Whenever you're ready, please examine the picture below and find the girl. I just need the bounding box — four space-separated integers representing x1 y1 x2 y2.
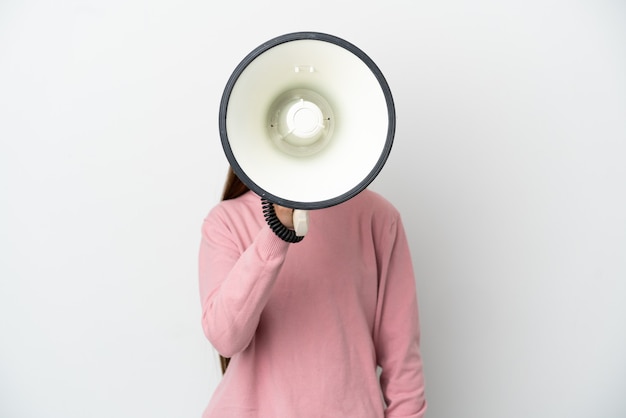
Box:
198 168 427 418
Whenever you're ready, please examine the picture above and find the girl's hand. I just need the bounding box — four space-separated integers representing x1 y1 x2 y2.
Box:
273 205 294 229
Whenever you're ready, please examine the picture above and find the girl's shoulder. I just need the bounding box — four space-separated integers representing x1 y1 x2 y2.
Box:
349 188 401 217
205 190 260 224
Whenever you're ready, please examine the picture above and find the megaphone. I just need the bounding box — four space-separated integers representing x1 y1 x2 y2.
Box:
219 32 395 241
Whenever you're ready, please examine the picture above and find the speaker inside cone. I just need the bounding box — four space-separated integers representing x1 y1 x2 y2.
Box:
267 88 334 157
220 32 395 209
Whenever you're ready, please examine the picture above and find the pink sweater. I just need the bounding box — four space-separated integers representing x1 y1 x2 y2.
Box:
198 189 426 418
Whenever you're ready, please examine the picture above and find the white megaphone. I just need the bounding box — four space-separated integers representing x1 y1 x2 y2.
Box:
219 32 395 242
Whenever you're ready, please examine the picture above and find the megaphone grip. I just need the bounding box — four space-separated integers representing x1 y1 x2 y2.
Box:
261 198 305 243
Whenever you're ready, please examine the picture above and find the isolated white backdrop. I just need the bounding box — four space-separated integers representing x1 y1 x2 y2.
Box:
1 1 625 417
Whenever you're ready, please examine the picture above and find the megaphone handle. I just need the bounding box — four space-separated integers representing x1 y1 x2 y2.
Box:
293 209 309 237
261 198 305 243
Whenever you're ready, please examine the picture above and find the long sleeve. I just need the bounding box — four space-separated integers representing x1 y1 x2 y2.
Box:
373 216 427 418
198 201 290 357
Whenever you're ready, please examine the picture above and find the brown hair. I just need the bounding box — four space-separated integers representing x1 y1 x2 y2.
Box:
221 167 250 201
218 167 250 374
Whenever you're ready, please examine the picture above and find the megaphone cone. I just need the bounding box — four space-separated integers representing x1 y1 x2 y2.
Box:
219 32 395 211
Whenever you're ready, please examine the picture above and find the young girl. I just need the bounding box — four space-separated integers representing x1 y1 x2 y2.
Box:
198 168 427 418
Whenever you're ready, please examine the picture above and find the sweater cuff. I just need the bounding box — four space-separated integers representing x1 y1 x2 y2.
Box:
257 225 291 260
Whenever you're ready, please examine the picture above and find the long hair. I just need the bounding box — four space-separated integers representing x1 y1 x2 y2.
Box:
221 167 250 201
218 167 250 374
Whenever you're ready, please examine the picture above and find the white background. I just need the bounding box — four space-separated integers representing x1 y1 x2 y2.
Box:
1 1 625 417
